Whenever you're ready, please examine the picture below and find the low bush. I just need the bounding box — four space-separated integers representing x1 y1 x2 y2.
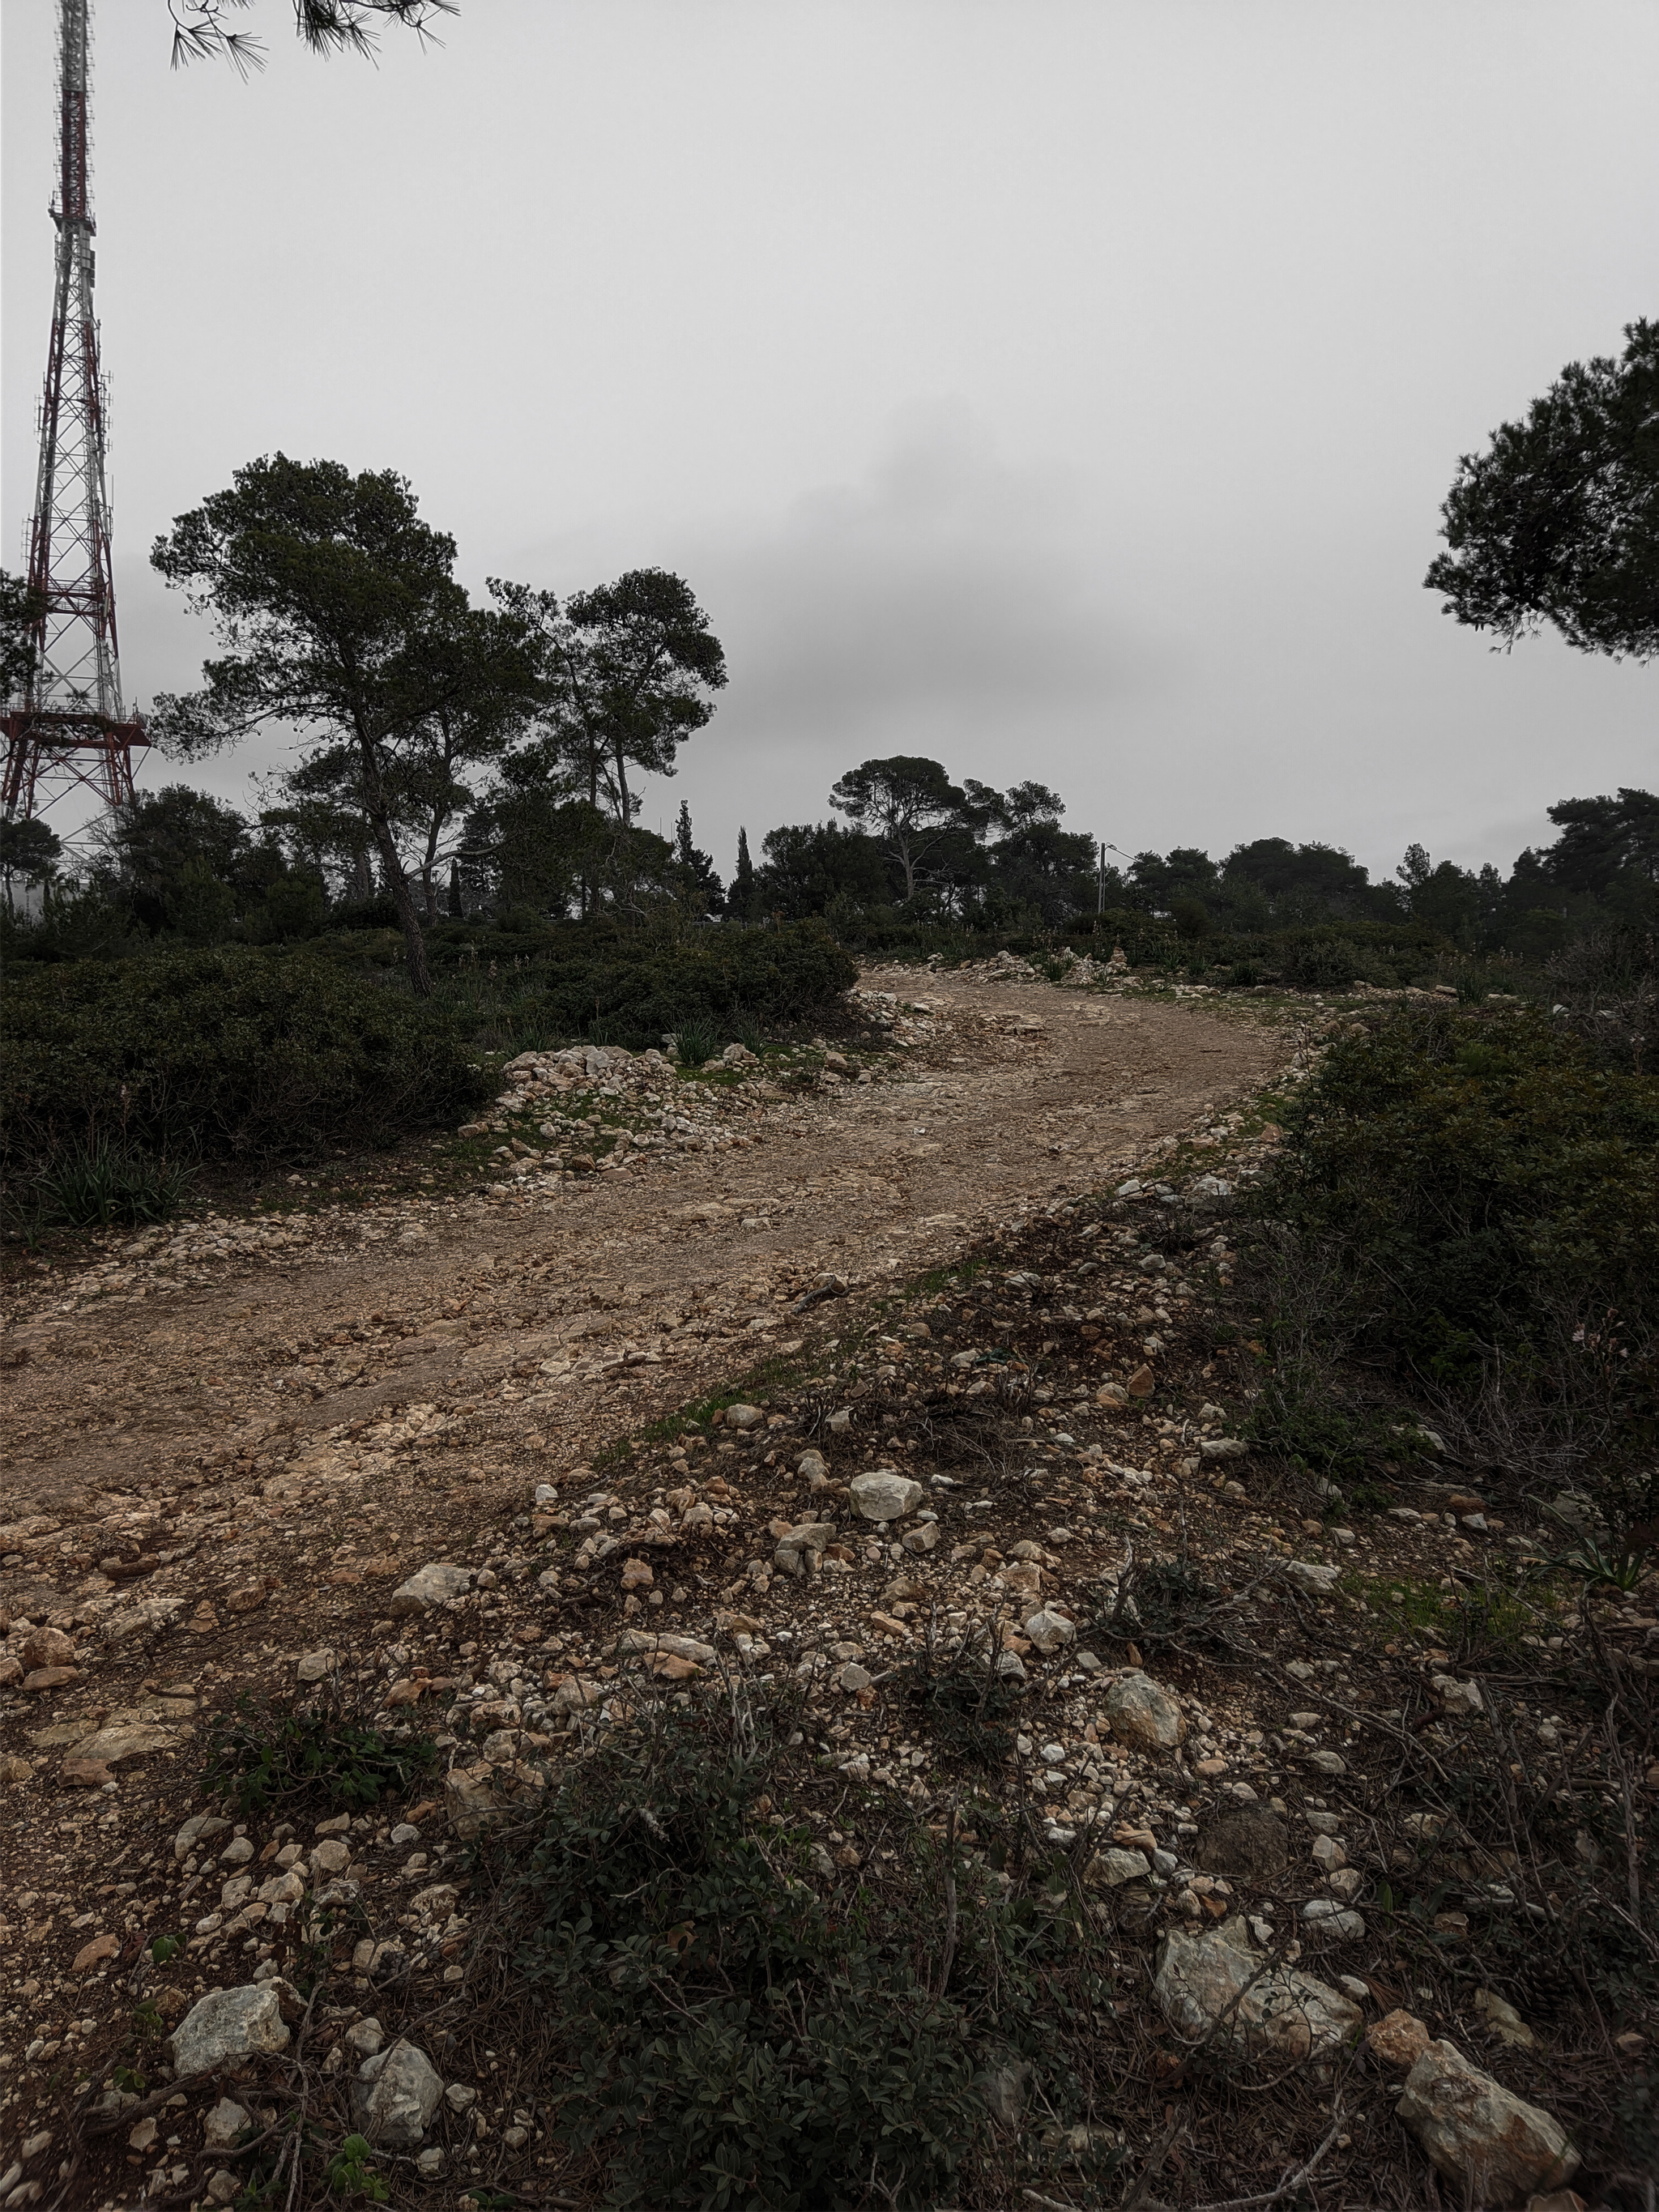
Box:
521 919 857 1042
0 945 495 1170
201 1690 438 1817
1255 1005 1659 1507
491 1692 1121 2211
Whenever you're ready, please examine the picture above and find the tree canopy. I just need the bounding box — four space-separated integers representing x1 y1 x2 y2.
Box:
1425 318 1659 662
168 1 455 72
828 757 974 903
150 453 539 992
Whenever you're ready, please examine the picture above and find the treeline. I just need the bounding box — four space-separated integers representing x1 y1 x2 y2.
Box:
4 757 1653 977
0 448 1652 978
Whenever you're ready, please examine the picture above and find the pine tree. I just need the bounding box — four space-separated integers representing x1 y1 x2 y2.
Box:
447 858 464 918
732 825 756 921
672 800 724 914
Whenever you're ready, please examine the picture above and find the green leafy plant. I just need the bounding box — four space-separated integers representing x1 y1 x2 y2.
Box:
148 1933 182 1965
1546 1521 1657 1595
325 2134 388 2204
34 1137 196 1227
671 1012 720 1066
491 1691 1115 2210
202 1692 437 1817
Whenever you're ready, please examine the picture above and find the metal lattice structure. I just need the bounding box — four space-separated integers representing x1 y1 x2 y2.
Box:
2 0 147 822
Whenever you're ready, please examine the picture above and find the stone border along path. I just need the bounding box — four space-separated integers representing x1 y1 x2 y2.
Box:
0 965 1303 2194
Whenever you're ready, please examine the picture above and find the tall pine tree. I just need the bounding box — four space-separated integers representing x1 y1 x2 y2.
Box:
673 800 725 914
731 825 757 920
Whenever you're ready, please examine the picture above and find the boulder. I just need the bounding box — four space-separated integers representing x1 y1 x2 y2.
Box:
1154 1916 1361 2061
723 1402 765 1430
1083 1848 1150 1889
1473 1987 1537 2050
1023 1608 1077 1654
1102 1669 1186 1751
170 1985 291 2076
202 2099 249 2150
352 2039 443 2147
1432 1673 1485 1718
774 1522 838 1576
100 1596 186 1647
1367 2010 1431 2069
67 1722 177 1767
1284 1559 1340 1596
1397 2041 1578 2201
850 1472 923 1523
388 1562 471 1616
19 1626 75 1669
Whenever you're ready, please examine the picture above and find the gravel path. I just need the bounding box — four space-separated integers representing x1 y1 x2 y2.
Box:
1 970 1281 1536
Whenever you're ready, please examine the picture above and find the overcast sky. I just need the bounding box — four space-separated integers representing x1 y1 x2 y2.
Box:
4 0 1655 882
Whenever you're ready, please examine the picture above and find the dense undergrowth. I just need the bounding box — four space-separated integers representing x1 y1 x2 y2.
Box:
0 923 858 1208
1243 1003 1659 1530
0 946 494 1179
484 1686 1122 2212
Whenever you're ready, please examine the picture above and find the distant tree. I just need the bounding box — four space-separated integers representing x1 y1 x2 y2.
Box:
1541 788 1659 900
490 571 725 831
83 782 326 942
266 598 531 921
0 570 44 705
729 825 759 920
1129 846 1219 914
829 757 973 904
673 800 724 915
971 781 1096 922
1426 318 1659 661
0 815 62 883
755 820 889 919
168 1 454 72
446 857 464 918
151 454 540 994
1397 842 1433 899
1222 837 1383 922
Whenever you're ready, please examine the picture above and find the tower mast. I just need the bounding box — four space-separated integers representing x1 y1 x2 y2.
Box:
2 0 147 821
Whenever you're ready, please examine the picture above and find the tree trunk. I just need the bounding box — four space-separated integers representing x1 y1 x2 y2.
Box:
368 809 433 995
354 731 432 995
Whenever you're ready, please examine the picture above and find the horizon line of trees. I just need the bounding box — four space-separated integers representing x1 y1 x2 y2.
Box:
3 295 1655 974
3 756 1653 966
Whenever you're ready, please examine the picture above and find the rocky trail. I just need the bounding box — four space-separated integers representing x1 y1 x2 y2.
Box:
0 967 1640 2210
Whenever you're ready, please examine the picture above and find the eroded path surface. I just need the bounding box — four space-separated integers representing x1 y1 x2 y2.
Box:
2 974 1279 1549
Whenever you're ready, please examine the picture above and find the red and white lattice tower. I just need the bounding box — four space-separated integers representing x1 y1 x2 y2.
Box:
2 0 147 821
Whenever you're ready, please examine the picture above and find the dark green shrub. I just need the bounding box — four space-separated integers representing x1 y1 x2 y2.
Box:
1257 1007 1659 1473
1279 931 1362 990
202 1691 438 1817
505 1706 985 2209
522 919 855 1038
900 1646 1021 1768
1 946 494 1169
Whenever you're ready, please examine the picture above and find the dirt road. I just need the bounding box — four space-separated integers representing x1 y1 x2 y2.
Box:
0 978 1282 1566
2 972 1281 1559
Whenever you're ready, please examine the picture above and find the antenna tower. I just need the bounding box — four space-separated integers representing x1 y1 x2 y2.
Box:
2 0 147 821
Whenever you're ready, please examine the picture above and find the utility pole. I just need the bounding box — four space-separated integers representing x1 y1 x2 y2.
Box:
1097 839 1128 916
2 0 147 823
